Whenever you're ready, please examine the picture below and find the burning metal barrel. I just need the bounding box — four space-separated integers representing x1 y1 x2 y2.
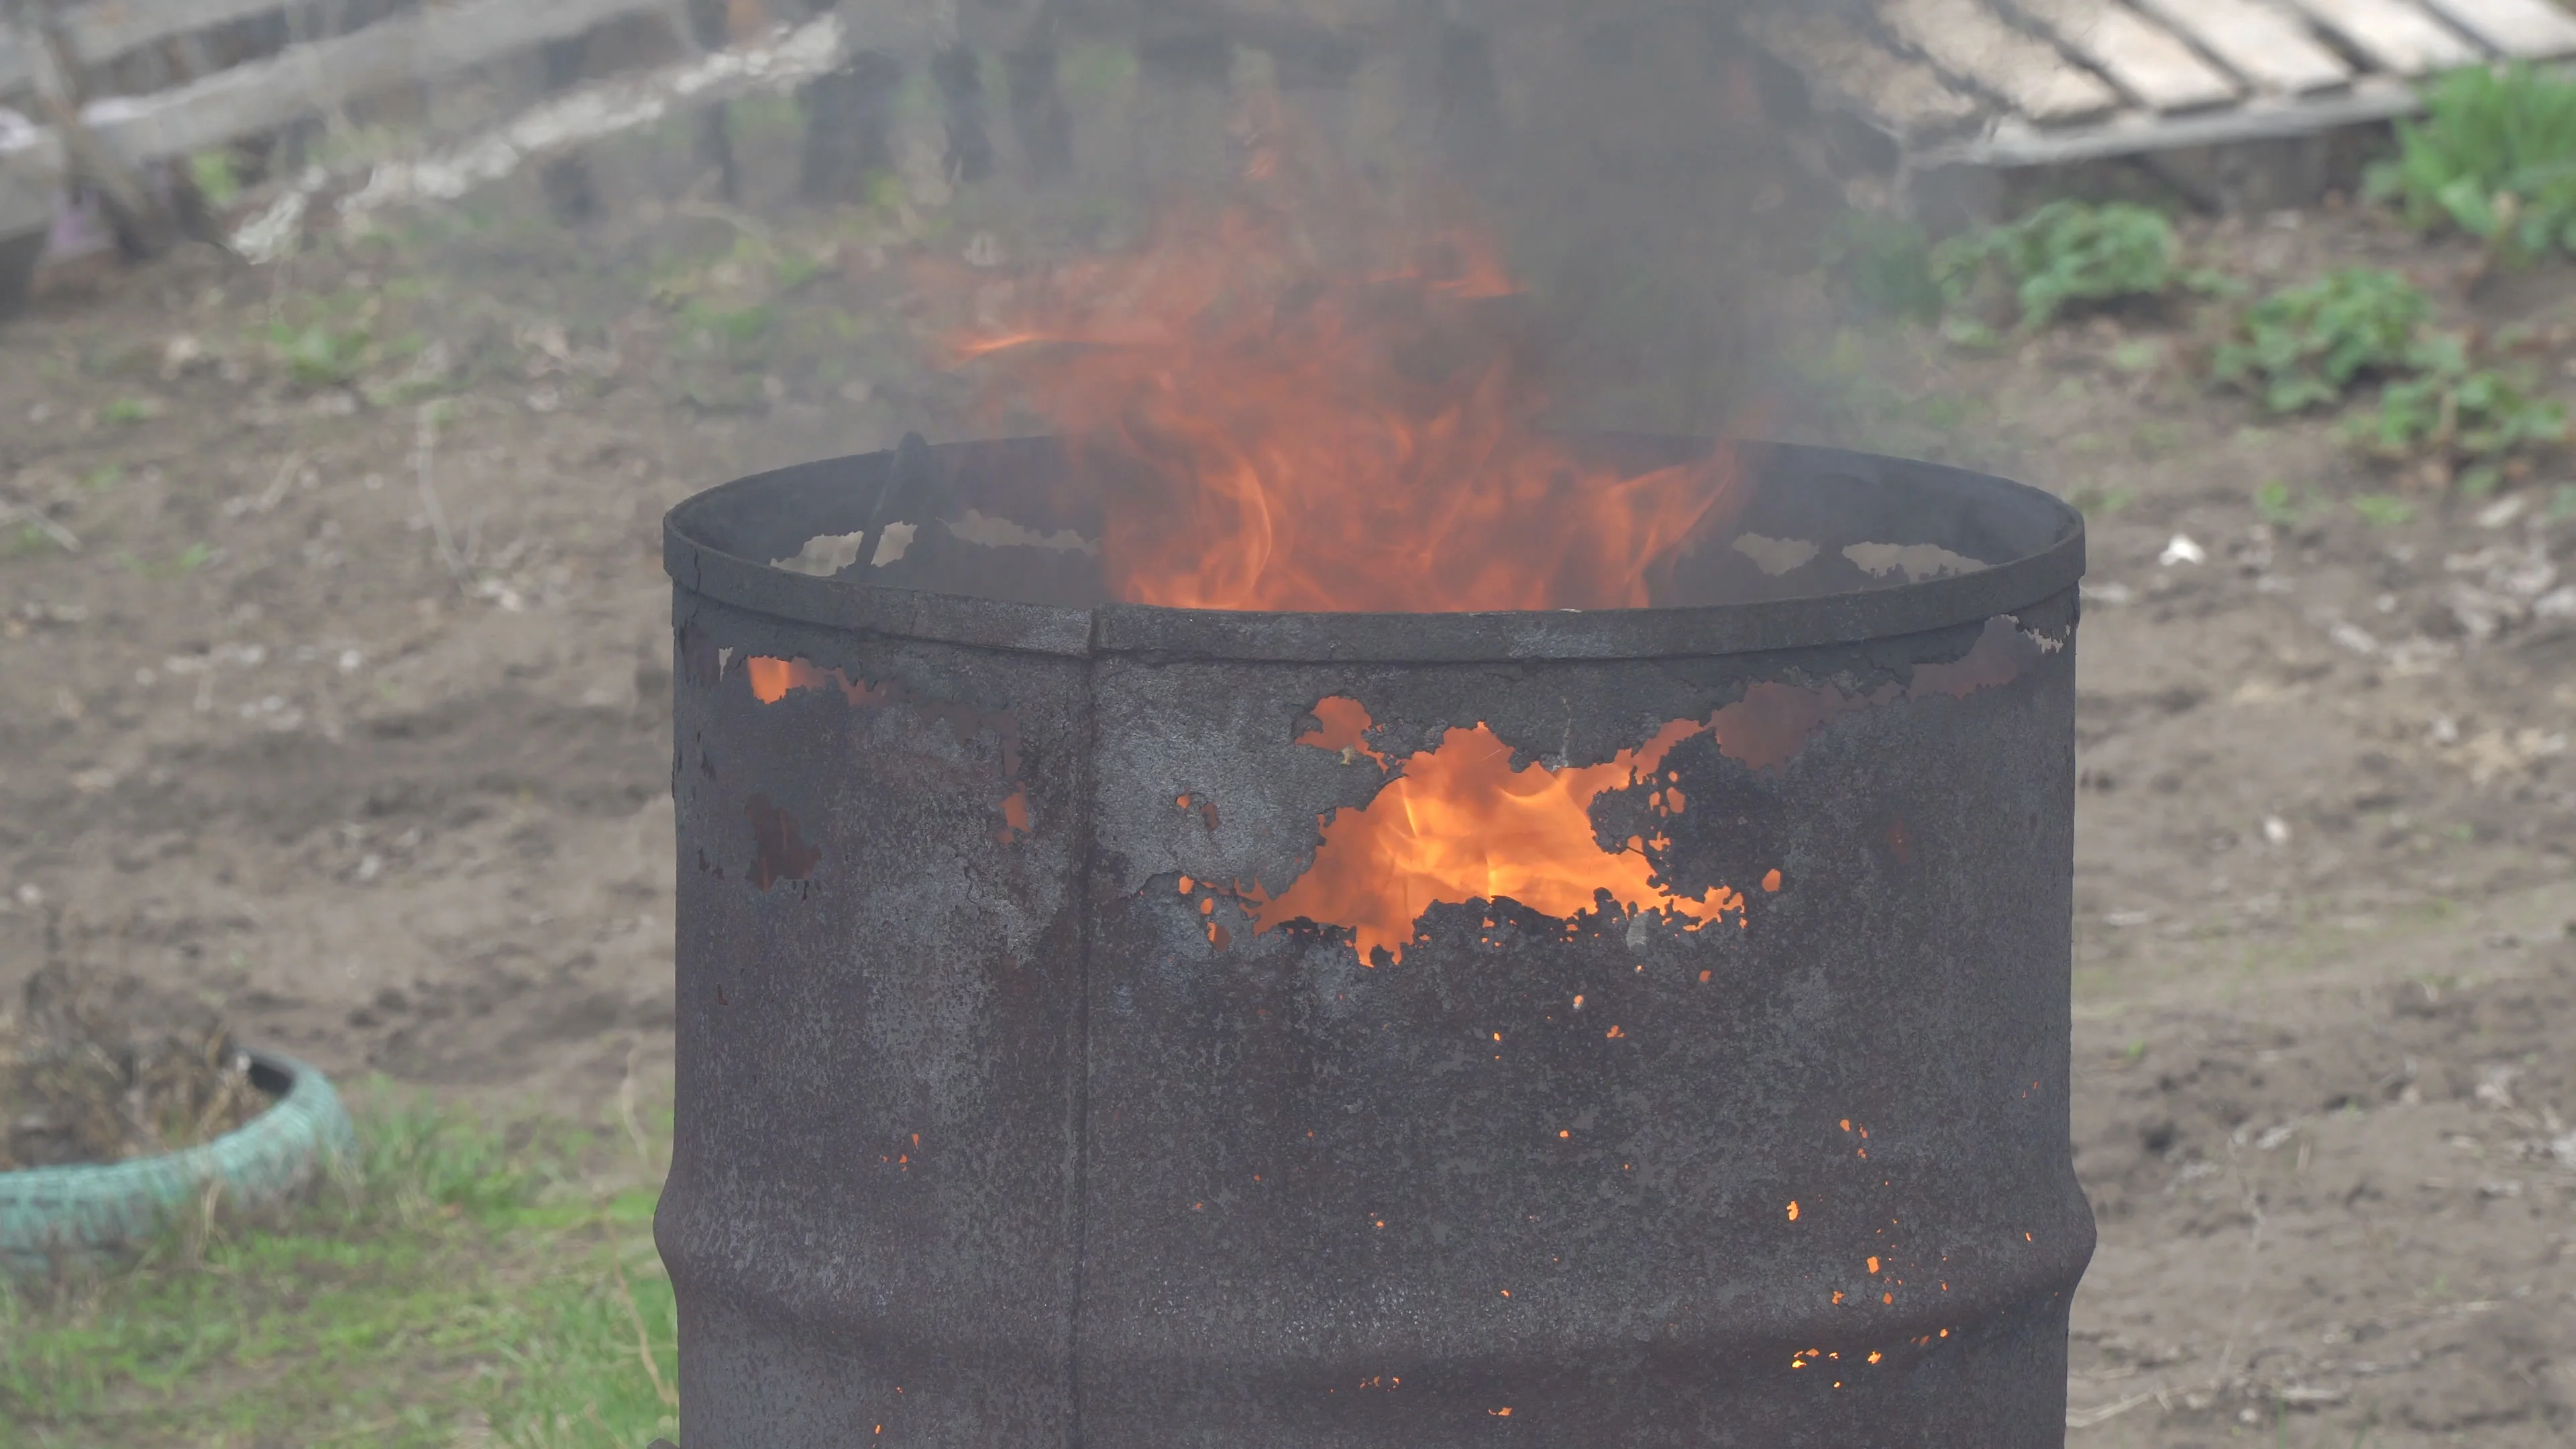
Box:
659 433 2090 1446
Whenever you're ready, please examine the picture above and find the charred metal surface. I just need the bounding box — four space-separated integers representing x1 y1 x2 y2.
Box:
660 439 2091 1447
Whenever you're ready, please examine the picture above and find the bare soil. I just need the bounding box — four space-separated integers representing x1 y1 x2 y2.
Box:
1 164 2571 1441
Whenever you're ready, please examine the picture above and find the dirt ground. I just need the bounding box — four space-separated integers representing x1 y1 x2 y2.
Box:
1 137 2573 1444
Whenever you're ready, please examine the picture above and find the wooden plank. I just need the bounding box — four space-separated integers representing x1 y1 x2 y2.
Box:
2006 0 2241 111
2131 0 2355 93
2418 0 2576 57
1748 11 1988 142
1880 0 2124 123
1917 73 2422 166
2280 0 2483 72
57 0 291 69
228 13 846 258
76 0 674 165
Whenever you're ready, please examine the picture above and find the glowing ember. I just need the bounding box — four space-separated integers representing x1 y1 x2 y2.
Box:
947 199 1748 612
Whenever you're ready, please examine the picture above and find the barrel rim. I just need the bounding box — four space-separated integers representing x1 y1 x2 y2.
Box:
661 437 2086 663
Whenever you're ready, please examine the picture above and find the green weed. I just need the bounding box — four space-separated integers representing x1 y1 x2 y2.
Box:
686 301 777 347
2212 268 2432 412
2352 494 2417 527
2068 484 2135 515
1931 201 2222 333
1 523 64 559
118 542 214 578
186 152 241 211
2552 482 2576 519
2351 337 2566 494
2255 480 2318 527
97 398 159 425
78 464 123 490
266 319 374 387
2369 62 2576 261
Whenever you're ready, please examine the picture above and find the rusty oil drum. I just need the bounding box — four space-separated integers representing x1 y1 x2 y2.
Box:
658 436 2092 1446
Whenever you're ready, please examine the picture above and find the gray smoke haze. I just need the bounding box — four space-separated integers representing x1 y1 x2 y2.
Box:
859 0 1852 443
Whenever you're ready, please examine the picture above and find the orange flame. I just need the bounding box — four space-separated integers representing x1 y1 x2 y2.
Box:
949 203 1747 612
1236 623 2037 964
1251 704 1743 964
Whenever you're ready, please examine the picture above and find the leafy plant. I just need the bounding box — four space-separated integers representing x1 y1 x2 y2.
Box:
2254 480 2318 527
2212 268 2432 411
267 319 373 386
99 397 160 424
2369 63 2576 260
2352 494 2417 527
2351 335 2567 494
1821 211 1941 321
1931 201 2215 333
187 150 241 210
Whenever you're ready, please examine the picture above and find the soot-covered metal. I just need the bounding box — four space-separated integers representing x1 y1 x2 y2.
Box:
659 435 2092 1447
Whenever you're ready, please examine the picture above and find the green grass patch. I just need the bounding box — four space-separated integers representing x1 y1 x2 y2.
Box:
2351 494 2417 527
0 1090 676 1448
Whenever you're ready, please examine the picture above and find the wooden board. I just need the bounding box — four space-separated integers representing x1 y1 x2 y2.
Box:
1750 12 1987 142
2282 0 2483 70
78 0 674 165
1881 0 2122 123
2131 0 2356 93
1920 76 2420 166
2418 0 2576 56
57 0 294 69
2006 0 2241 111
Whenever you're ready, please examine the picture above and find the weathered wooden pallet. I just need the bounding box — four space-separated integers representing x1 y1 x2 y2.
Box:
1752 0 2576 217
0 0 698 180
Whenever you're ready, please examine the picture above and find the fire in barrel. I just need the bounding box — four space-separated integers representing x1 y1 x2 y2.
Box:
657 204 2091 1446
